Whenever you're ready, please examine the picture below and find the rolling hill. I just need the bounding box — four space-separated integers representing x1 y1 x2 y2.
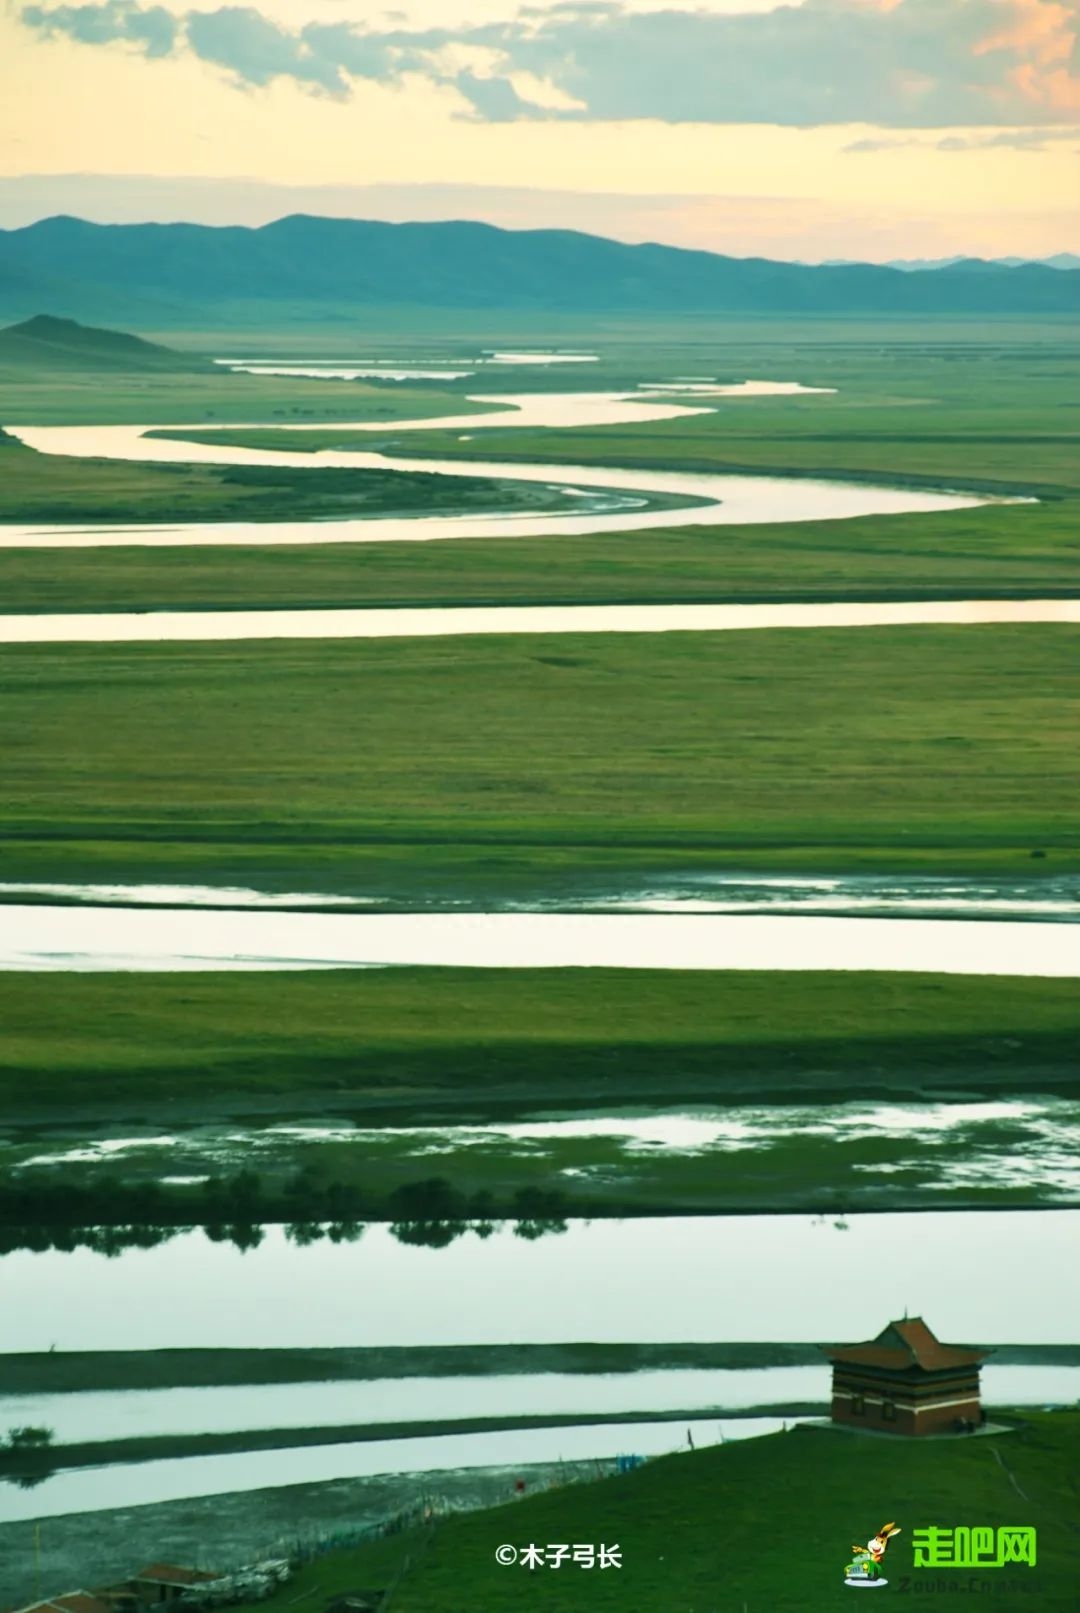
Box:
0 215 1078 326
0 313 206 370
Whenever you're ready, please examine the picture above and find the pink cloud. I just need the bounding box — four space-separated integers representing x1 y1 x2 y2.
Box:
974 0 1080 115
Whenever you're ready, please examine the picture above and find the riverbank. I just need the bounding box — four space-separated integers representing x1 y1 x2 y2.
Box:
6 1340 1078 1395
0 1405 830 1482
0 440 591 526
215 1412 1080 1613
6 1415 1074 1612
0 1458 603 1608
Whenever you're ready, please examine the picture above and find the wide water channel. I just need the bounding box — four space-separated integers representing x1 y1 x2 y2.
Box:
4 1212 1076 1352
5 905 1079 973
7 1362 1077 1449
3 599 1077 643
1 406 1007 548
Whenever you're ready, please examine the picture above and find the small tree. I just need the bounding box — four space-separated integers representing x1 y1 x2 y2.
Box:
5 1425 54 1451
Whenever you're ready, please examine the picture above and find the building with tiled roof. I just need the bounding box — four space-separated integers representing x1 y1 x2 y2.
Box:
9 1594 113 1613
824 1317 989 1436
126 1568 218 1603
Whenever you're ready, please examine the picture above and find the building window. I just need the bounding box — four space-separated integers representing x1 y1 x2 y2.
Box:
852 1395 865 1414
882 1400 896 1421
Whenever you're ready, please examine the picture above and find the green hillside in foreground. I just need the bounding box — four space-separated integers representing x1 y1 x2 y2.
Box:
230 1413 1080 1612
0 313 206 372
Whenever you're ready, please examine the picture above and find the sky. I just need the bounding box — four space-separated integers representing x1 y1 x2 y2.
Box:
1 0 1078 261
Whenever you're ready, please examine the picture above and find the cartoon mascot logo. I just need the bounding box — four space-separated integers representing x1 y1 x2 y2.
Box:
844 1521 901 1588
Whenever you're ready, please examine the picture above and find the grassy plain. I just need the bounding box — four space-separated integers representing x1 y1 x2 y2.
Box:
2 627 1077 895
4 969 1077 1117
0 361 501 427
148 318 1080 491
2 970 1077 1213
2 321 1078 1221
1 319 1076 612
2 501 1077 614
0 440 579 527
224 1413 1080 1613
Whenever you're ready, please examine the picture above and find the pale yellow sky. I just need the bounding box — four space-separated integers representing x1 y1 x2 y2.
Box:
2 0 1078 259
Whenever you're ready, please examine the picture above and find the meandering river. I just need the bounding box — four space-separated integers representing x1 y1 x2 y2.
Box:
1 401 1010 548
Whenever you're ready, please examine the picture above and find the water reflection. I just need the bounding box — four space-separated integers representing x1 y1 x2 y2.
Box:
0 881 371 909
2 1213 1076 1351
2 872 1076 919
11 1099 1079 1201
0 1217 562 1260
584 871 1080 922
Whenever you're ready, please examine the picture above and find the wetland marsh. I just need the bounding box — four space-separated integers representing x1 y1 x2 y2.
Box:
1 320 1078 1573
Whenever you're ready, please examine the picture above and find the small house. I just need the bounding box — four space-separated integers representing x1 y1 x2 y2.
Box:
124 1570 218 1608
9 1596 113 1613
825 1316 988 1436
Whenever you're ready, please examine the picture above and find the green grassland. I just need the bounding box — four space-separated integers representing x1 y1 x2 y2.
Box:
2 969 1077 1214
1 627 1077 895
1 319 1077 613
0 359 501 427
2 501 1075 614
383 396 1080 495
163 401 1080 496
2 322 1078 1221
3 969 1076 1117
225 1413 1080 1613
146 318 1080 495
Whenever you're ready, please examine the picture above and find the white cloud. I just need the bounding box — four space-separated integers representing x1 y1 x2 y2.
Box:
18 0 1080 125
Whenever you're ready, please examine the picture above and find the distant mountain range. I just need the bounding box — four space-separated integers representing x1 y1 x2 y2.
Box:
825 253 1080 272
1 216 1078 325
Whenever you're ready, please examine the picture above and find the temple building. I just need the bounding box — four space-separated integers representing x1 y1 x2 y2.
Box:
825 1316 989 1436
